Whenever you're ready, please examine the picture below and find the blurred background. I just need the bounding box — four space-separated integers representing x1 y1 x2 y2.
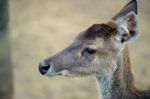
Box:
0 0 150 99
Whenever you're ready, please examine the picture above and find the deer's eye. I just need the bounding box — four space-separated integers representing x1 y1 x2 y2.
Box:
83 47 96 55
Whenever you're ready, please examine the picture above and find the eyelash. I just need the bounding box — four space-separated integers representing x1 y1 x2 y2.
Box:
82 47 96 55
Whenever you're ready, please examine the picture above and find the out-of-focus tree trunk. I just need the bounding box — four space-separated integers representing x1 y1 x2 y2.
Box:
0 0 13 99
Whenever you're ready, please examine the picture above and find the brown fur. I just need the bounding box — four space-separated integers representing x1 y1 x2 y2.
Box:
83 23 116 40
110 46 150 99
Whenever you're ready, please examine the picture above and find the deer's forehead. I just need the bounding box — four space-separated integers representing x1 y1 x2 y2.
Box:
76 22 117 41
73 38 105 49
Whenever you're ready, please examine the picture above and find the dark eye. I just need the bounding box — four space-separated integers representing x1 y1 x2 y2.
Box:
83 47 96 55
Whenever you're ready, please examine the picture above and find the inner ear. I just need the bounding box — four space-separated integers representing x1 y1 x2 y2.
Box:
116 12 139 43
126 13 139 33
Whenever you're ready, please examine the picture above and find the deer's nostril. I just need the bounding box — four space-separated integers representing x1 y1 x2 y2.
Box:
39 61 50 75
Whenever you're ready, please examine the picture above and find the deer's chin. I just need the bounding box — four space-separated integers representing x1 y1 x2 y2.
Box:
45 69 88 77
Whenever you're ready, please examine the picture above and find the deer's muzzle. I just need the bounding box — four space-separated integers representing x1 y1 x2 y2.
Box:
39 60 51 75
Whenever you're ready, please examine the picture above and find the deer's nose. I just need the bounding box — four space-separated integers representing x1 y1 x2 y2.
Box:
39 61 50 75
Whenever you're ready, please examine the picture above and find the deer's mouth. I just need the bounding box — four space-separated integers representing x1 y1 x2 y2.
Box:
44 69 72 77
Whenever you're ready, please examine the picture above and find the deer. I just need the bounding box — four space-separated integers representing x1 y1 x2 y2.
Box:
39 0 150 99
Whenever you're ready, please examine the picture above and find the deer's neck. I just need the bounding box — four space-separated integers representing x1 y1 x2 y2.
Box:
97 46 139 99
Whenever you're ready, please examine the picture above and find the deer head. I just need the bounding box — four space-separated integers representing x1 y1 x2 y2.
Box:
39 0 139 78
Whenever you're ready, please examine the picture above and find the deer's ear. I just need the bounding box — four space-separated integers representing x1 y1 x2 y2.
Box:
113 0 140 43
112 0 137 20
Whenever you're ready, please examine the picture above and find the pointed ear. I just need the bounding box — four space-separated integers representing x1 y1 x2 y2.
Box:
112 0 138 20
112 0 140 43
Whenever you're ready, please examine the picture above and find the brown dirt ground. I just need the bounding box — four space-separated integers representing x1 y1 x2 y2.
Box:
9 0 150 99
